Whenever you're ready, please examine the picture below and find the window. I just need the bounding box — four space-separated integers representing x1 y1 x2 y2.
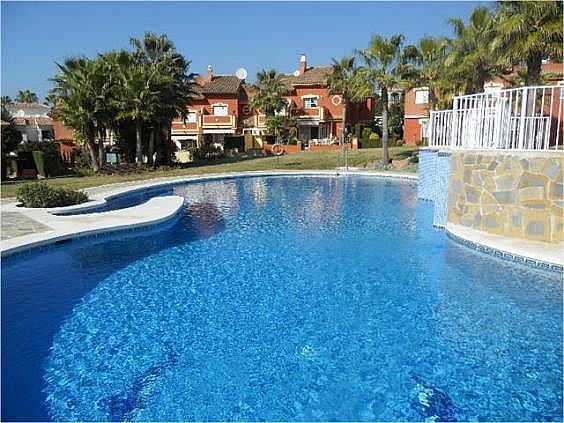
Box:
185 111 196 123
213 105 228 116
414 89 429 104
41 130 53 140
303 97 318 108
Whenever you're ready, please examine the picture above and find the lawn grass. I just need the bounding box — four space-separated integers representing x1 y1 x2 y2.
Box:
1 146 418 199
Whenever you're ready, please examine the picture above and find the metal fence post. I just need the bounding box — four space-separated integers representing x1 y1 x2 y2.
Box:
517 87 528 150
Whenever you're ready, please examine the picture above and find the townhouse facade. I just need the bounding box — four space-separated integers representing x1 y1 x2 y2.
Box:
171 55 375 150
6 103 54 142
402 59 564 145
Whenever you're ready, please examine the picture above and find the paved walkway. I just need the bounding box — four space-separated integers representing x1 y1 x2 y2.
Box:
1 212 51 240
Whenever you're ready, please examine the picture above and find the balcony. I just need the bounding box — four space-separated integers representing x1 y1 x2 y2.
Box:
202 114 236 128
298 107 326 121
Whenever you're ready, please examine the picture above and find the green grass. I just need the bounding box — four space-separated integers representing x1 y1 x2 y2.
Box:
1 147 418 199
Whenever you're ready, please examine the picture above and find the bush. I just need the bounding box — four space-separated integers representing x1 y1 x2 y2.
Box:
15 141 66 176
16 183 88 208
224 136 245 151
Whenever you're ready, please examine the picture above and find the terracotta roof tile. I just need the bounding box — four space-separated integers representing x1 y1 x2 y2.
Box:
281 66 333 87
13 117 53 126
6 102 50 112
201 75 243 95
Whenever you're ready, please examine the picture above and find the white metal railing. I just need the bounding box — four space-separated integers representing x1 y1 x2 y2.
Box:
429 85 563 150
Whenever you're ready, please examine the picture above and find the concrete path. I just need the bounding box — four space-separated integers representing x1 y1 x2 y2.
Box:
1 212 51 240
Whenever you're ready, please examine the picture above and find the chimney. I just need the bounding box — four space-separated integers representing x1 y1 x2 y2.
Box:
207 65 213 82
299 54 307 75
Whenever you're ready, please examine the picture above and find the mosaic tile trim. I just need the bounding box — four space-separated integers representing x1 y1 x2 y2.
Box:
433 154 451 228
417 149 437 201
446 230 563 273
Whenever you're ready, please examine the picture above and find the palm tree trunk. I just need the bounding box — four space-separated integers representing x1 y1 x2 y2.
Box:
97 128 105 168
526 53 542 86
381 86 390 165
341 98 348 145
135 118 143 165
85 127 100 172
148 128 155 166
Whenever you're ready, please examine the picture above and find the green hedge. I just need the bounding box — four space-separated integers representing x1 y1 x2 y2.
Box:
16 183 88 208
15 142 66 176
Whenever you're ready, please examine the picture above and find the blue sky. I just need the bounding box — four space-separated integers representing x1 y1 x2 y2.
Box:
1 1 487 100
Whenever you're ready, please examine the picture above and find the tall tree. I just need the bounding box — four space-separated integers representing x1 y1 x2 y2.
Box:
127 32 195 165
446 7 502 94
494 1 563 86
1 96 13 106
327 56 371 148
50 57 104 171
15 89 39 103
406 36 451 111
356 35 414 164
251 69 289 117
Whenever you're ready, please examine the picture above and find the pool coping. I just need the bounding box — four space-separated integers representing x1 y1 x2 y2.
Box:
446 223 564 271
0 170 416 257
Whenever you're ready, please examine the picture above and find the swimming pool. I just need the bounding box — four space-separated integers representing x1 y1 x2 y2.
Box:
2 176 562 421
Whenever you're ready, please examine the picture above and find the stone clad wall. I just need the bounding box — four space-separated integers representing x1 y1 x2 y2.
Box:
447 151 564 243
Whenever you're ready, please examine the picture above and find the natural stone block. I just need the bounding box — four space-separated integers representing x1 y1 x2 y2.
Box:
465 184 480 203
463 154 476 165
519 186 545 202
451 179 463 194
552 211 563 242
481 212 504 235
521 199 550 209
495 175 516 191
463 168 472 183
530 158 549 172
522 211 551 242
493 190 516 203
549 181 563 199
487 160 499 171
542 159 562 180
518 171 548 189
480 191 496 205
519 159 529 171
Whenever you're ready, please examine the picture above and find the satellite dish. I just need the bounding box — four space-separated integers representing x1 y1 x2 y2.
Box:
235 67 248 80
293 70 300 77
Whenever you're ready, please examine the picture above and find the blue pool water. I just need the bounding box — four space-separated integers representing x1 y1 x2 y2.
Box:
1 176 562 421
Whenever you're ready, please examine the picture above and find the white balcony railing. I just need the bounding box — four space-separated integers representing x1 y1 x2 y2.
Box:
429 85 563 151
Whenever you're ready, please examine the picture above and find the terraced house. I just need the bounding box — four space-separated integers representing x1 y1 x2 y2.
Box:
171 55 375 150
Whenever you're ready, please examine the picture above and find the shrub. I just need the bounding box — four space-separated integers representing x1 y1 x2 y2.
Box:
16 141 66 176
16 183 88 208
224 136 245 151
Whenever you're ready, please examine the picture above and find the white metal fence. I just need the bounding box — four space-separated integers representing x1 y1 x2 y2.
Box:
429 85 563 150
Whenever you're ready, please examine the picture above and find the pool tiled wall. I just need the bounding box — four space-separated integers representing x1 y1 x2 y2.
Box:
417 148 450 227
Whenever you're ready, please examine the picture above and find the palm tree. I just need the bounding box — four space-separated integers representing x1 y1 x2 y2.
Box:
406 36 451 111
446 7 502 94
50 57 104 171
494 1 563 86
356 35 414 164
15 89 39 103
327 56 371 147
115 60 158 165
128 32 195 165
251 69 289 117
1 96 13 107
